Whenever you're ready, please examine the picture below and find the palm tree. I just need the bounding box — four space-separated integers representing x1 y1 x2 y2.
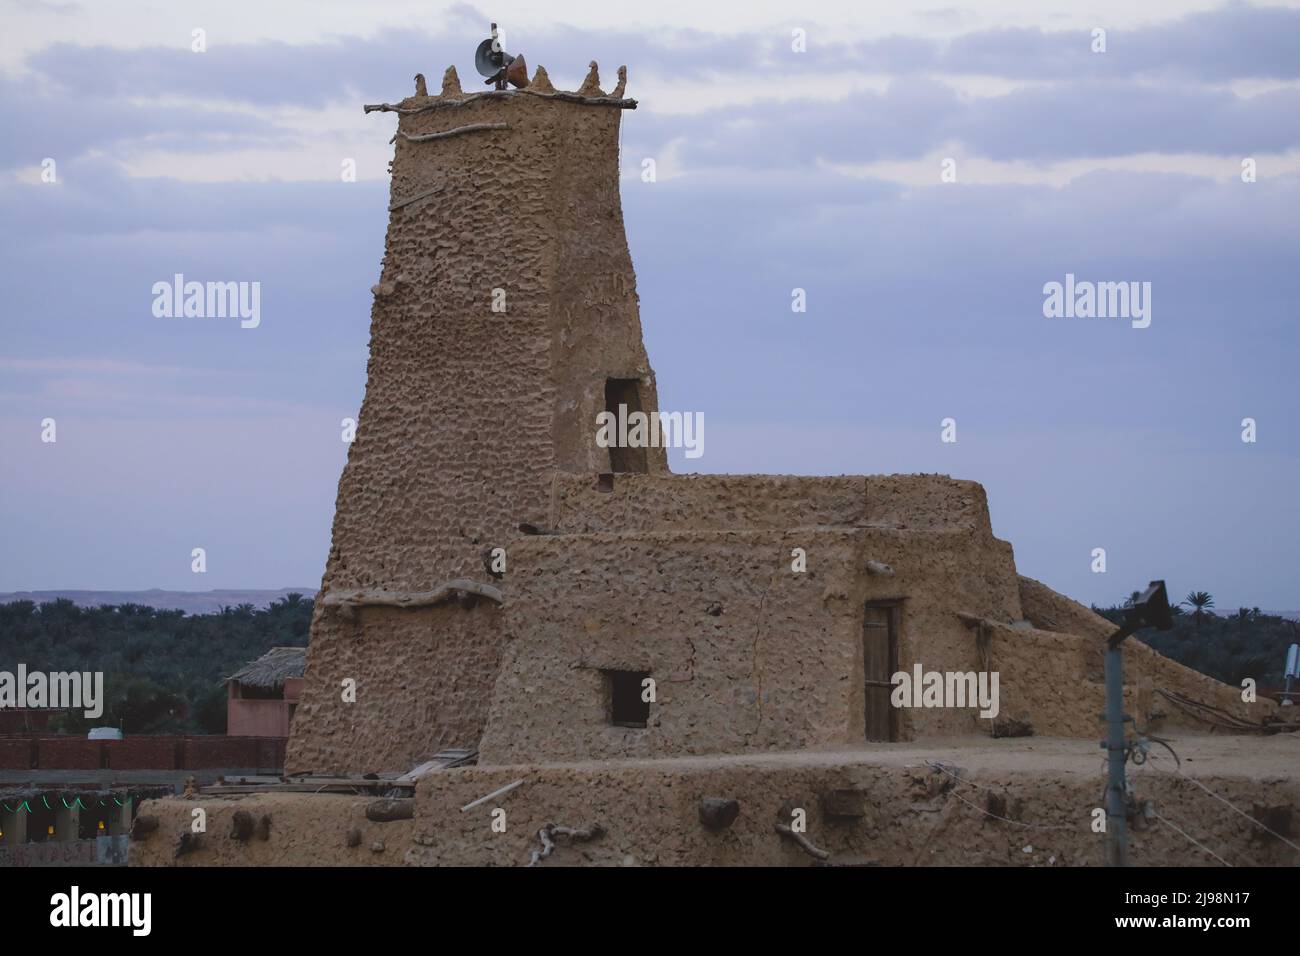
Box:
274 592 307 612
1182 591 1215 626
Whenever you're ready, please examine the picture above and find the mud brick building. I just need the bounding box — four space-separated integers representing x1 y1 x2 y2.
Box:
287 60 1256 777
133 57 1291 869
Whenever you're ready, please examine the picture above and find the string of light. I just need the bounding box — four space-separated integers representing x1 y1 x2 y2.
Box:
2 795 131 814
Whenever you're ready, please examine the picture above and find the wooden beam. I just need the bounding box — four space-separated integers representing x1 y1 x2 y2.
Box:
389 184 444 211
364 90 637 115
323 579 504 610
775 823 831 861
460 779 524 812
397 123 508 144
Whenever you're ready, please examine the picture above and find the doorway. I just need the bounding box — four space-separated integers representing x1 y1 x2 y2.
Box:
863 602 901 742
604 378 648 474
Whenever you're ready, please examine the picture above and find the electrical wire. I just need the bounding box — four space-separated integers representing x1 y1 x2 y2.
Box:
1150 808 1233 867
1170 768 1300 854
924 760 1076 831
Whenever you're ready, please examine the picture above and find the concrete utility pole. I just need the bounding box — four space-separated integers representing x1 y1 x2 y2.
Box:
1103 580 1173 867
1283 643 1299 707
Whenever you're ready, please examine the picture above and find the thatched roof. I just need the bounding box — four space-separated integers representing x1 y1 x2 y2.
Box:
227 646 307 690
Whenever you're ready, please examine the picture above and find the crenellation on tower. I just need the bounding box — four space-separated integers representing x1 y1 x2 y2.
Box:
576 60 604 96
529 64 556 93
439 64 461 97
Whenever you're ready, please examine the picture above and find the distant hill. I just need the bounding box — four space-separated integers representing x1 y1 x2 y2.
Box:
0 588 317 616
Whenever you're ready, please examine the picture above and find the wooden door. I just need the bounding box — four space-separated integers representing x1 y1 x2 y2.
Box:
863 603 899 741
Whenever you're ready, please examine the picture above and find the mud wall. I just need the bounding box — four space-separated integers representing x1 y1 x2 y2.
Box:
478 523 1024 765
128 793 411 867
1017 575 1276 730
479 529 867 764
409 757 1300 867
131 741 1300 868
543 90 666 475
289 604 504 775
987 625 1112 737
550 473 994 534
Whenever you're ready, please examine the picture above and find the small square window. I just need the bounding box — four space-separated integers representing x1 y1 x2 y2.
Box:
604 669 650 728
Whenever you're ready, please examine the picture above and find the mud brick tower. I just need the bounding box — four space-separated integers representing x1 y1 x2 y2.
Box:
287 59 1264 781
287 63 664 773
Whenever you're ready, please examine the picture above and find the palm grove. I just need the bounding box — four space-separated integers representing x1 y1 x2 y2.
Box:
1096 590 1298 692
0 595 311 734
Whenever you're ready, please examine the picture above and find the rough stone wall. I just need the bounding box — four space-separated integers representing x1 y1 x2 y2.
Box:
289 79 660 774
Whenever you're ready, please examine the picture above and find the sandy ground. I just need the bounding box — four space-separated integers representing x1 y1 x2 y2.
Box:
475 732 1300 779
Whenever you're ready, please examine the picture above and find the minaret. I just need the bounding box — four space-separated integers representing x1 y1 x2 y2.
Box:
287 62 665 773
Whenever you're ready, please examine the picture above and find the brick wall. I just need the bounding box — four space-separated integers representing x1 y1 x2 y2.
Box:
256 737 286 768
36 736 103 769
180 736 263 770
0 737 34 770
0 735 286 771
106 737 179 770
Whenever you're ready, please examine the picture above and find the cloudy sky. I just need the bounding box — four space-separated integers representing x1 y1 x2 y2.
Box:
1 0 1297 612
